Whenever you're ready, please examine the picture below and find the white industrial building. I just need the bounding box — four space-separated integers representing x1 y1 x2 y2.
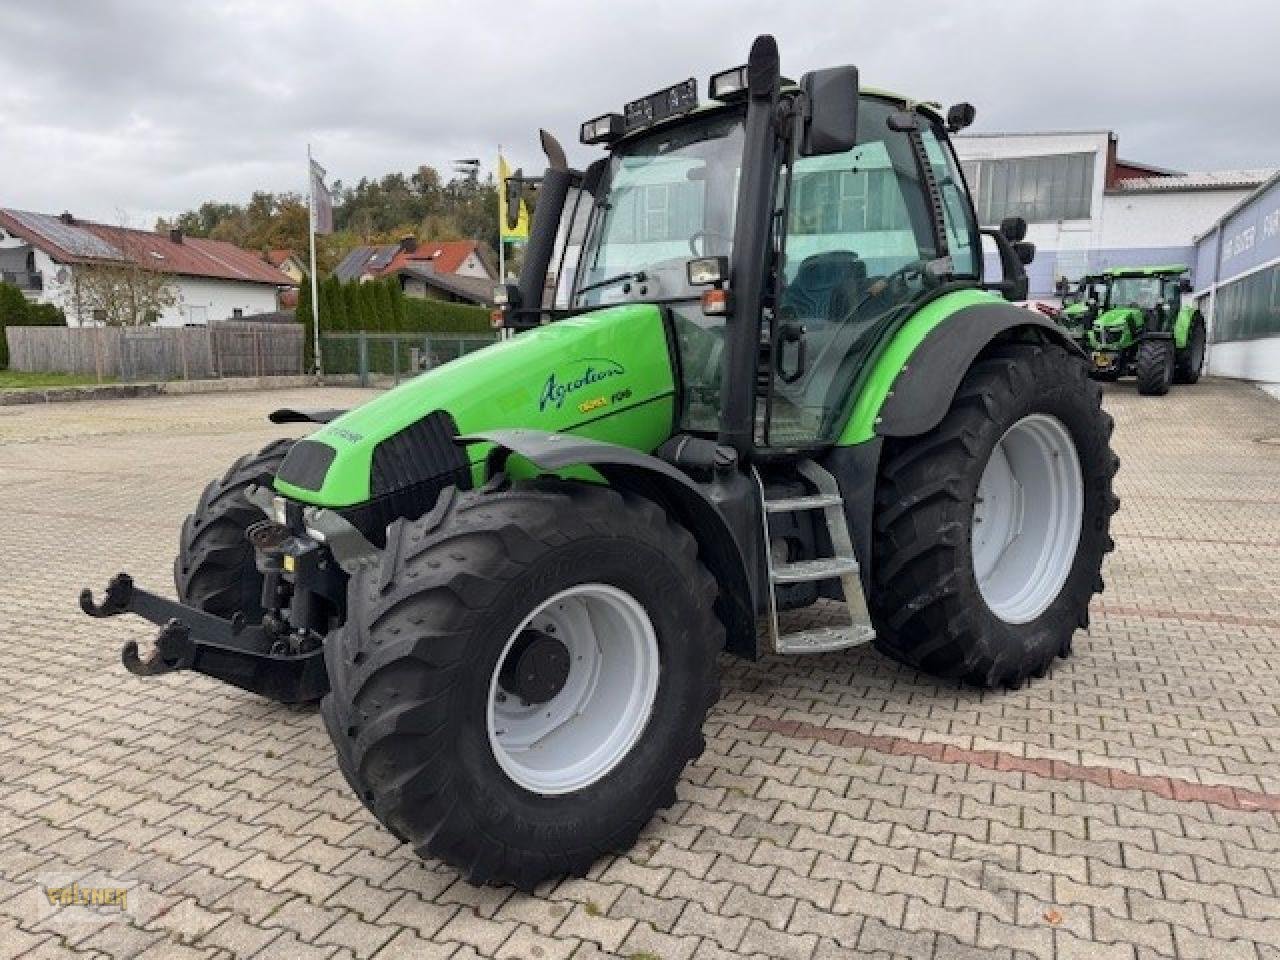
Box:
953 131 1273 298
0 208 294 327
1190 172 1280 387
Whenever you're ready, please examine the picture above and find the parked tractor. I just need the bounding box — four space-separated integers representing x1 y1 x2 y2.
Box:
82 36 1118 889
1057 266 1205 394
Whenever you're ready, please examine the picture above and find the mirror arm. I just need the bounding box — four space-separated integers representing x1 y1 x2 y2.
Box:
981 227 1029 302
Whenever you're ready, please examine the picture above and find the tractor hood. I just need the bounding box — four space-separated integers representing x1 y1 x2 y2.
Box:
1096 306 1142 330
274 303 676 510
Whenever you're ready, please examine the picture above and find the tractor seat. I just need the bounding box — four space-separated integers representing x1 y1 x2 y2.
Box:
782 251 867 328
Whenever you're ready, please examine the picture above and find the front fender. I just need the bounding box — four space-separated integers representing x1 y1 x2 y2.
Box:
460 429 760 658
868 302 1084 439
1173 306 1199 349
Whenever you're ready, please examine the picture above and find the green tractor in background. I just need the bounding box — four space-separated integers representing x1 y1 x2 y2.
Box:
1056 265 1205 395
82 36 1118 889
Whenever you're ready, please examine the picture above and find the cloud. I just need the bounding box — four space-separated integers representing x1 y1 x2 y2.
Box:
1 0 1276 225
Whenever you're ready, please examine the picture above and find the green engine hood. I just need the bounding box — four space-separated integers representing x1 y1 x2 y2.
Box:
275 303 677 507
1096 306 1142 329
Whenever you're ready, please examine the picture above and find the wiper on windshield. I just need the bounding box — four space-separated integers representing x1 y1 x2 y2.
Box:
577 270 647 297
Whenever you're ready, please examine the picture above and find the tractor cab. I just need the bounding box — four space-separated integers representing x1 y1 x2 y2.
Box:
500 50 1035 458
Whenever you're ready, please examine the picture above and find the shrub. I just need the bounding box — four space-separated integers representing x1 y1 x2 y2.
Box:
0 281 66 368
401 297 491 334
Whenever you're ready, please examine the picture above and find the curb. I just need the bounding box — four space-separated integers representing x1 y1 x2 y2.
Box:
0 375 320 406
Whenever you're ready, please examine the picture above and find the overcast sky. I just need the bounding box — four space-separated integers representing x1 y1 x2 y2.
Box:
2 0 1277 227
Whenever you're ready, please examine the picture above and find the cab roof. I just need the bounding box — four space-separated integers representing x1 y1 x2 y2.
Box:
1103 265 1189 278
612 85 944 146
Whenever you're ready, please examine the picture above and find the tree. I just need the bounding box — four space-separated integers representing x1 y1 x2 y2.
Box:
297 274 315 372
67 229 181 327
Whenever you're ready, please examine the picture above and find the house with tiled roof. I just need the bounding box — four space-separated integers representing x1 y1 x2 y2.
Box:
0 208 296 326
264 248 307 285
333 237 495 305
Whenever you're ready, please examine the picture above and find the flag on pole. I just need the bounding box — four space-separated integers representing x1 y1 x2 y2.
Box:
310 157 333 235
498 154 530 244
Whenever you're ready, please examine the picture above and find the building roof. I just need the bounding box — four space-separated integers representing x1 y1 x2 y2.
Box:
333 240 486 283
394 265 494 305
1110 169 1276 193
265 249 301 268
0 208 293 286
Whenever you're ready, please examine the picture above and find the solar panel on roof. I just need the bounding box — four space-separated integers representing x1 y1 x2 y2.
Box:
3 209 122 259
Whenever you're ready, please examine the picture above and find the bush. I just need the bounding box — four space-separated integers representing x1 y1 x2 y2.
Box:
0 281 66 368
401 297 491 334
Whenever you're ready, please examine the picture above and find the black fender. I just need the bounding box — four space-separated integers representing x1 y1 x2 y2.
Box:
459 429 759 658
875 303 1084 438
268 408 347 425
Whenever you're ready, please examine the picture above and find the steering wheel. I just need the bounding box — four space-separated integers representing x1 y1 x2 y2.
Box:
688 230 732 257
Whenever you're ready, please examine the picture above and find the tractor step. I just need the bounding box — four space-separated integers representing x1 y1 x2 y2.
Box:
756 459 876 656
775 624 876 654
771 556 859 583
764 493 843 513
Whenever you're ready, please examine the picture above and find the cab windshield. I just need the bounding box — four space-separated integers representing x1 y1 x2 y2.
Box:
1108 276 1162 309
574 109 744 308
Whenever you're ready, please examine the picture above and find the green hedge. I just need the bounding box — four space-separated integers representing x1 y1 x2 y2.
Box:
400 297 491 334
0 281 66 369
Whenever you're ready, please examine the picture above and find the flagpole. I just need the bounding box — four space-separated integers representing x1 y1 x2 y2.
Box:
497 145 506 283
307 143 323 377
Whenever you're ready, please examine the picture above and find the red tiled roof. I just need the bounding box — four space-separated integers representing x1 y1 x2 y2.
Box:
384 240 480 276
0 208 293 286
265 249 298 268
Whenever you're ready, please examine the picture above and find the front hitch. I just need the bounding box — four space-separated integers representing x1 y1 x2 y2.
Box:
80 573 328 703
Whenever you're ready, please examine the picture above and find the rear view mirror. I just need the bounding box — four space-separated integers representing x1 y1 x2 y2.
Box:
1055 277 1069 295
1000 217 1028 243
798 66 859 157
1179 277 1193 293
1014 241 1036 266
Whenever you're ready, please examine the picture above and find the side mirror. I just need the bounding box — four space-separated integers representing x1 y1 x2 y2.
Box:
945 102 976 133
798 65 859 157
1000 216 1027 244
1179 277 1192 293
1055 277 1069 295
1014 241 1035 266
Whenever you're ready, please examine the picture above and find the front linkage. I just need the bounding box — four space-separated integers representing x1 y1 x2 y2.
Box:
79 484 360 704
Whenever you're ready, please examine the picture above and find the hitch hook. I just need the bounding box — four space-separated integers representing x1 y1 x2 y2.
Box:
122 619 195 677
80 573 134 618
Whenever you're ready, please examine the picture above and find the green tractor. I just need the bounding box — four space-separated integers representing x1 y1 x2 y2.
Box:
1057 265 1205 394
82 36 1118 889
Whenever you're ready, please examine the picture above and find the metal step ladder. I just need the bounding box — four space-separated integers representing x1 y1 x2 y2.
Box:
755 460 876 654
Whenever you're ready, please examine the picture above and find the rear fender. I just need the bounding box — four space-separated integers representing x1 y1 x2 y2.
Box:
872 303 1084 438
461 429 760 658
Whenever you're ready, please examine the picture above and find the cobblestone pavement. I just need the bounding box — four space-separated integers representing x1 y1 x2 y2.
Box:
1 379 1278 959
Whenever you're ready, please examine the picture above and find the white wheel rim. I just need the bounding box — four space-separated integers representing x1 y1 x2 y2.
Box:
971 414 1083 624
486 583 660 795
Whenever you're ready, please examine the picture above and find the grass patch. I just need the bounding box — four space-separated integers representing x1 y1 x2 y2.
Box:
0 371 115 389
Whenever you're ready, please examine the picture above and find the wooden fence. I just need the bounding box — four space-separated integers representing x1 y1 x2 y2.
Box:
5 321 304 381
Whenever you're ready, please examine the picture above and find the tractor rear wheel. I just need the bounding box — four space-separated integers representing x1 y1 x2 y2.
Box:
1174 317 1205 384
321 480 723 889
175 438 295 620
868 340 1118 688
1136 339 1175 395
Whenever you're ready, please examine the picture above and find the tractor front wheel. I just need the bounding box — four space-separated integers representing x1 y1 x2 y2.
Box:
321 481 723 889
175 438 296 620
1136 339 1175 395
869 341 1118 688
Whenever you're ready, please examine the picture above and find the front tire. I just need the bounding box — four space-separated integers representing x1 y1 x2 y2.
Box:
868 340 1118 688
175 438 295 620
321 481 723 889
1174 317 1205 384
1136 339 1175 395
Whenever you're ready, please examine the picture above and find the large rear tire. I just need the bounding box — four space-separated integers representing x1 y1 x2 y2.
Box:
1174 317 1205 384
174 438 295 620
1136 339 1175 395
321 481 723 889
868 340 1118 688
